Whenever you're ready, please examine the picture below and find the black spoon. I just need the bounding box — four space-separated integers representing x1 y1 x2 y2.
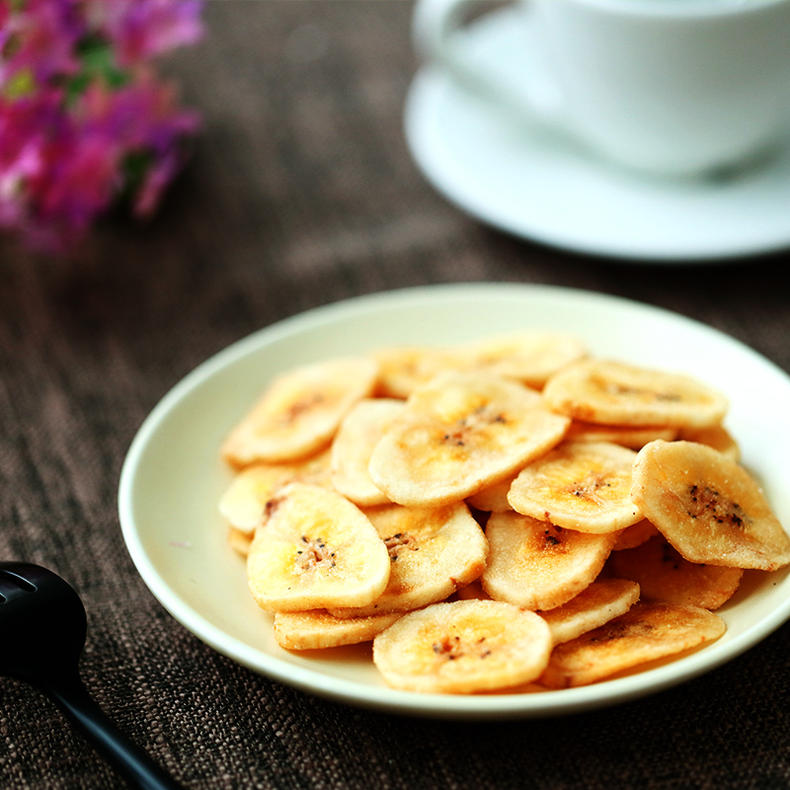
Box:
0 562 184 789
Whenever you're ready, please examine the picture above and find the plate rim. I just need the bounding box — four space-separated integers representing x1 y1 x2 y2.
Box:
403 7 790 264
118 282 790 719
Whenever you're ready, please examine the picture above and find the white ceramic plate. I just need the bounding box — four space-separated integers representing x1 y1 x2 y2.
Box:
404 6 790 262
119 283 790 719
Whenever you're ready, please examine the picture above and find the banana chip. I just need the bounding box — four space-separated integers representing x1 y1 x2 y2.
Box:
541 602 726 688
273 610 401 650
543 359 728 428
219 450 333 535
613 520 659 551
329 502 487 618
466 474 516 513
222 357 378 467
632 440 790 571
228 526 252 557
482 512 617 610
461 331 586 389
508 441 642 533
246 483 390 612
540 578 640 645
566 421 677 449
330 399 404 506
369 371 569 507
373 600 552 693
372 346 460 399
679 424 739 462
609 536 743 610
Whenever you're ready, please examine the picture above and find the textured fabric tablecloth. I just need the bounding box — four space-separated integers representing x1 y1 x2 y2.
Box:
2 2 789 788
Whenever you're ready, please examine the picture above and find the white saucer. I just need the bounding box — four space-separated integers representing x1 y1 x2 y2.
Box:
404 7 790 263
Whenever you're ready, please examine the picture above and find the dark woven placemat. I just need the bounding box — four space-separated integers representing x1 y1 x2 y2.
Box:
1 2 789 788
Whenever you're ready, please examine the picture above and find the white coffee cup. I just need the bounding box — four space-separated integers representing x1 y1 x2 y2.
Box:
414 0 790 176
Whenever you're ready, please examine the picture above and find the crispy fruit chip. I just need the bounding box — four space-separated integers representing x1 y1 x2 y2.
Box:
679 424 739 462
273 610 401 651
608 536 743 610
508 441 642 533
222 357 378 466
460 331 586 389
372 346 460 399
228 527 252 557
466 474 516 513
540 579 640 645
541 602 725 688
482 512 617 610
246 483 389 612
613 520 659 551
566 421 677 449
372 600 552 693
632 440 790 571
219 450 332 534
330 399 403 506
329 502 488 618
543 359 728 428
369 371 570 507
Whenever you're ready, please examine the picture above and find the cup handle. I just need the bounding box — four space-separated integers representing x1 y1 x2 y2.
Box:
412 0 570 133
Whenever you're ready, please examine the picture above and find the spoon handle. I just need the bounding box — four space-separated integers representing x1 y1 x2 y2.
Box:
47 675 184 790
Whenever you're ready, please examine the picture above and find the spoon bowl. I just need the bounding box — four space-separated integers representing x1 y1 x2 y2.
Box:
0 562 183 789
0 563 87 684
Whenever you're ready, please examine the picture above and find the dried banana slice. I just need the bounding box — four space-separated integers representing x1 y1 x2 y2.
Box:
372 600 552 693
482 512 618 610
222 357 378 467
328 502 488 618
508 441 642 533
372 346 460 399
608 536 743 610
466 473 516 513
219 450 332 535
541 602 726 689
330 399 404 506
613 520 659 551
246 483 389 612
566 421 677 449
632 440 790 571
460 331 586 389
679 424 739 462
369 371 570 507
228 527 252 557
273 610 401 651
543 359 728 428
540 579 640 645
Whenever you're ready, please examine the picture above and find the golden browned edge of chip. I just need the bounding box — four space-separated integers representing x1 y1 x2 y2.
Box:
273 610 402 651
539 602 725 689
612 521 659 551
228 526 252 557
608 536 744 610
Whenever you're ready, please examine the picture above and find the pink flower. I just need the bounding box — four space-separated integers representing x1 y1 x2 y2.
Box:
94 0 203 66
34 133 121 239
0 0 203 252
1 0 84 86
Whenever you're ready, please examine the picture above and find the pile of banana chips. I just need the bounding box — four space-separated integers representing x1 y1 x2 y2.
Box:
218 333 790 693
